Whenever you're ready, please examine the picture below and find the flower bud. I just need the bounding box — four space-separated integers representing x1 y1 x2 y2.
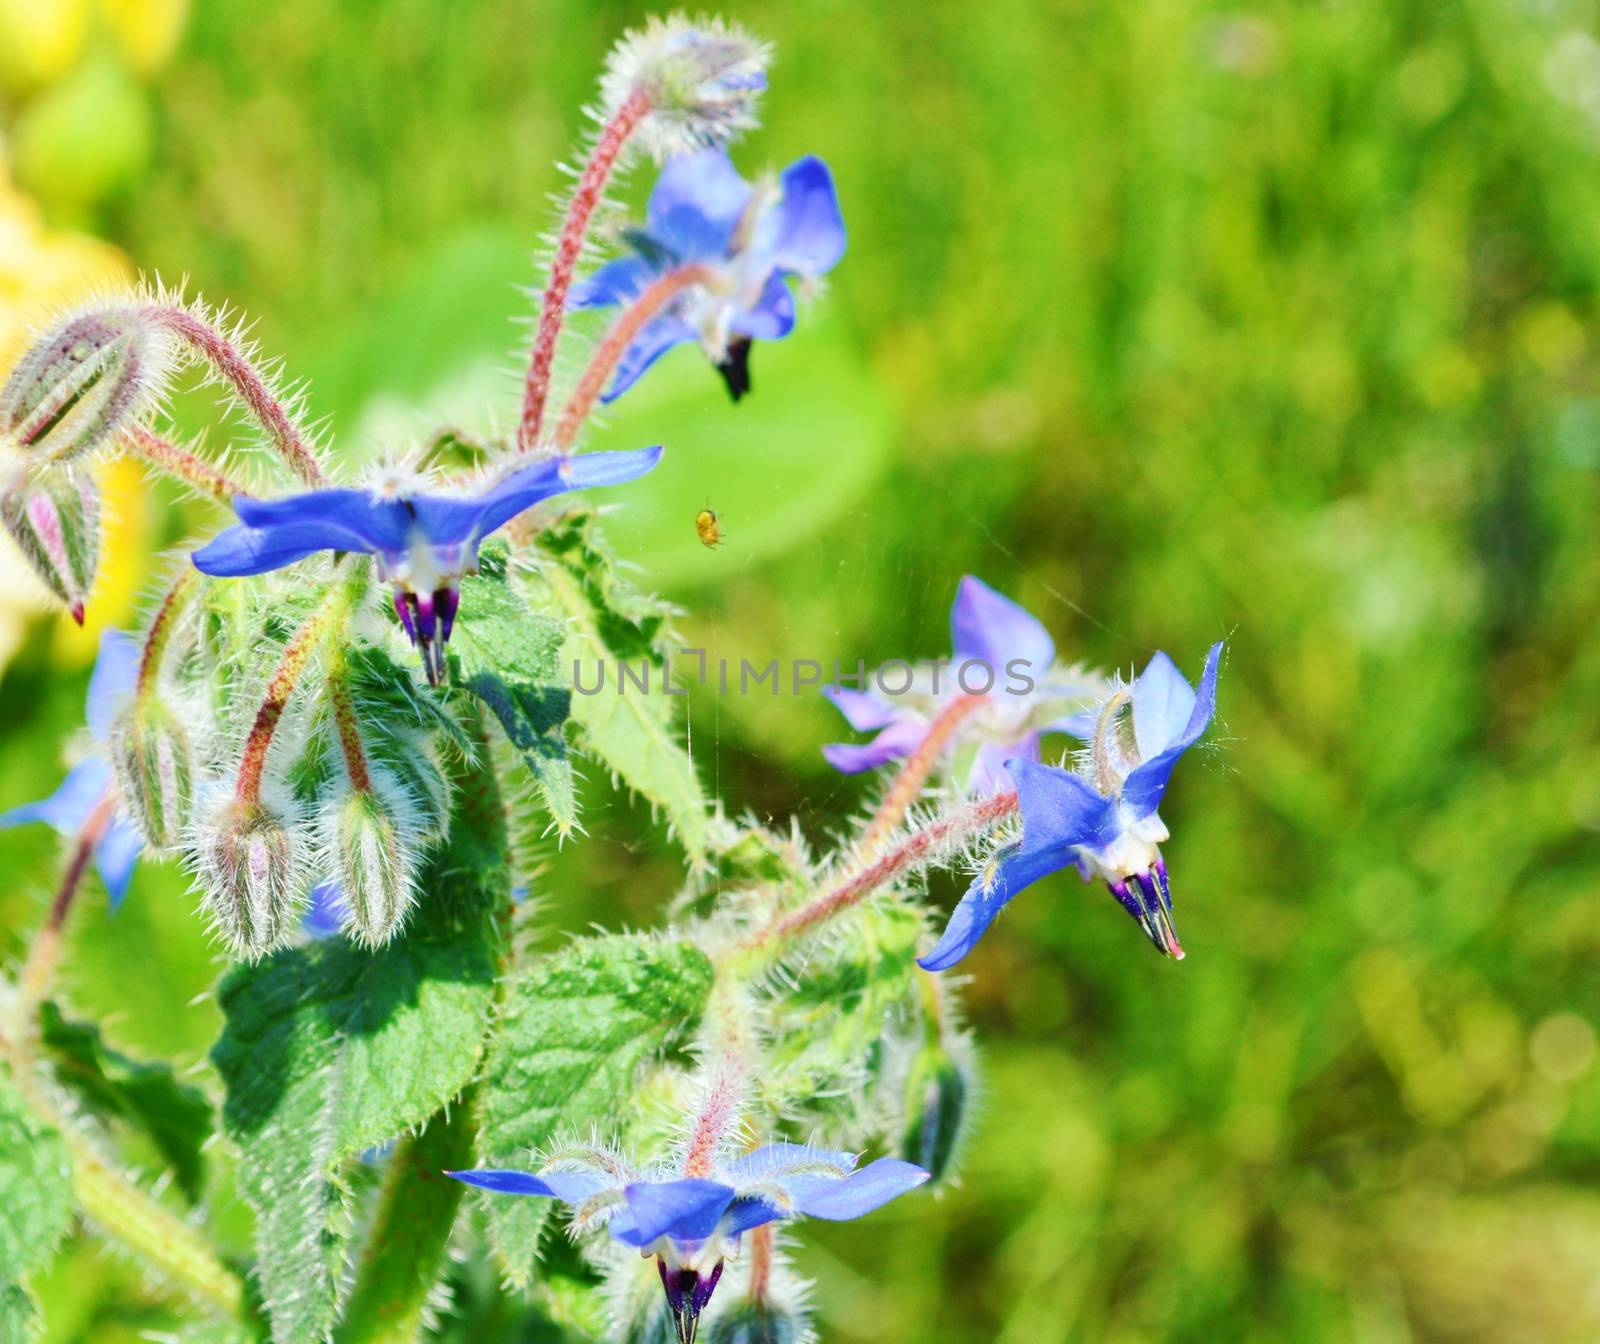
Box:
110 694 194 849
704 1303 805 1344
322 787 418 947
0 307 173 464
199 799 305 957
0 464 99 623
602 17 769 158
899 1042 971 1184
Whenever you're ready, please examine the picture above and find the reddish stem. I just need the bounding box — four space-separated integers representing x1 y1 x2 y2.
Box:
21 792 116 1007
327 670 372 793
149 306 326 486
121 426 246 502
552 263 715 448
769 789 1020 946
517 88 652 453
137 568 198 696
235 607 335 803
857 694 986 858
748 1224 774 1304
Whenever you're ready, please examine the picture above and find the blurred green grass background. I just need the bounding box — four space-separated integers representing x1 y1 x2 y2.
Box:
7 0 1600 1339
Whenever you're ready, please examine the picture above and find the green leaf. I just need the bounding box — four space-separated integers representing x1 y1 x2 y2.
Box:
449 541 577 836
37 1001 212 1203
523 512 709 860
476 935 716 1287
761 899 924 1120
0 1065 74 1341
210 759 508 1344
333 1100 475 1344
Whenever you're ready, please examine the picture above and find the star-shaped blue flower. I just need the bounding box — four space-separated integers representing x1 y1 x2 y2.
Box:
919 642 1223 971
191 446 662 682
570 149 846 402
0 630 144 908
450 1143 925 1338
823 576 1101 794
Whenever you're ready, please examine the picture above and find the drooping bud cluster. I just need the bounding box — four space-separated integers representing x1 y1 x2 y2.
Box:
320 785 417 947
0 306 175 464
110 694 195 849
198 798 307 957
600 15 769 158
0 463 100 623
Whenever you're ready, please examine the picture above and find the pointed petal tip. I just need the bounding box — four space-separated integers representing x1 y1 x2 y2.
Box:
69 602 85 626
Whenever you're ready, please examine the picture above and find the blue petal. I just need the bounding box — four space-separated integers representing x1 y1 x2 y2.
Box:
0 759 112 837
721 1143 856 1185
788 1158 928 1221
93 815 142 911
730 273 796 341
949 577 1055 689
767 156 847 276
971 732 1038 795
444 1169 559 1198
822 685 904 733
233 490 412 553
535 1169 618 1203
1131 652 1195 761
570 254 657 310
601 317 698 402
86 630 139 744
821 716 926 774
302 879 344 938
612 1179 736 1247
1121 642 1222 818
919 759 1119 971
647 151 751 259
720 1197 787 1236
192 521 364 577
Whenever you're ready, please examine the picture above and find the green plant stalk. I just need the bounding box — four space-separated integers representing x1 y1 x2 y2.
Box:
0 1028 248 1323
334 1098 476 1344
335 717 510 1342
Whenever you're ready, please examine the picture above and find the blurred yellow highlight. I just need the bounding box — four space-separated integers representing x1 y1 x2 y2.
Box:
0 143 150 669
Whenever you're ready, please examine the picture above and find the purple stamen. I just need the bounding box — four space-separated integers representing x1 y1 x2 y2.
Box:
393 591 417 645
438 584 460 644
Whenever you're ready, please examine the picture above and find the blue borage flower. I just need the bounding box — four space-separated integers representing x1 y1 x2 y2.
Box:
190 446 662 683
450 1143 927 1340
920 642 1223 971
0 630 144 907
823 576 1103 794
570 149 845 402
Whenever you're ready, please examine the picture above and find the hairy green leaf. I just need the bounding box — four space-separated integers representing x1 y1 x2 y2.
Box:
211 762 507 1344
477 935 716 1287
38 1001 212 1203
0 1065 74 1341
523 511 708 859
450 541 576 835
762 899 924 1119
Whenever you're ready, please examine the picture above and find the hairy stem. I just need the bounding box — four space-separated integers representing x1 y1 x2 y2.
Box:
0 1028 247 1321
326 662 373 794
682 981 757 1178
751 789 1020 953
137 567 199 697
552 263 715 448
235 579 361 803
334 1100 475 1344
18 793 116 1011
148 304 326 486
120 425 246 502
857 694 985 858
517 88 652 452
